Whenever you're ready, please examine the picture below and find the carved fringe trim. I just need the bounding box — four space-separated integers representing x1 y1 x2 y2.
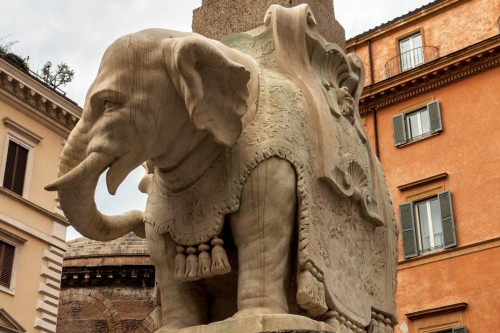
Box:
174 237 231 281
367 311 394 333
296 262 327 317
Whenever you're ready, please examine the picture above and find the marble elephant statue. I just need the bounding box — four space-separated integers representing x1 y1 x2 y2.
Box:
47 5 398 333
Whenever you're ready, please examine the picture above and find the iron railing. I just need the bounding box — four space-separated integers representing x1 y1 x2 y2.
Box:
384 46 439 78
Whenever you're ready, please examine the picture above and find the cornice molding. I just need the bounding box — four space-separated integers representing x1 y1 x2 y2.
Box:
405 302 468 321
61 265 155 288
346 0 464 46
397 172 448 191
3 117 44 143
0 59 81 135
359 35 500 115
398 236 500 270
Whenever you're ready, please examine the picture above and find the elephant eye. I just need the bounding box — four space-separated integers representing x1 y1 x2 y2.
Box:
103 100 115 111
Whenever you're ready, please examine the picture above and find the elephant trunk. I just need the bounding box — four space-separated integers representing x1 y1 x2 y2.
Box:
45 121 144 241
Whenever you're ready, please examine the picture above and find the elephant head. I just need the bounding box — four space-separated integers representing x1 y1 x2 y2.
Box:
45 29 259 241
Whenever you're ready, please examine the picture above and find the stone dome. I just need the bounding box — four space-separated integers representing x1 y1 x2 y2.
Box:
65 232 149 259
57 233 157 333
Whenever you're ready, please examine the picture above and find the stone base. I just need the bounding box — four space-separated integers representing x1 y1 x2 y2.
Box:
156 314 336 333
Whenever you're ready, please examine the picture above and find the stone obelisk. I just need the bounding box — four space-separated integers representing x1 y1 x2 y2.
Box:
192 0 346 49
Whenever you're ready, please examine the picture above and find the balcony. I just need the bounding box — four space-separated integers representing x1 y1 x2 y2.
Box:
385 46 439 78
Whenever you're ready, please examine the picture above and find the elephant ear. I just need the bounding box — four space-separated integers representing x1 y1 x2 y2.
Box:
169 36 251 146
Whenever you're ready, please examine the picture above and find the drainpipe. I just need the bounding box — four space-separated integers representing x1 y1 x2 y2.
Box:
367 39 380 159
373 108 380 159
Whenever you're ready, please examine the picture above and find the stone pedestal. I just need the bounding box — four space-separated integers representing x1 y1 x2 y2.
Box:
157 314 337 333
192 0 346 48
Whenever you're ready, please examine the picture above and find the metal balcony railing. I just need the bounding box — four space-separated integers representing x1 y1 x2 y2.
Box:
384 46 439 78
0 51 68 96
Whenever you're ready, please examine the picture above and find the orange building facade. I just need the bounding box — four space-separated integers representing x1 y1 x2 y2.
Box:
346 0 499 332
0 55 81 332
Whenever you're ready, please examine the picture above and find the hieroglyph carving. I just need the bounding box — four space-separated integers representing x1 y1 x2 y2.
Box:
46 5 397 333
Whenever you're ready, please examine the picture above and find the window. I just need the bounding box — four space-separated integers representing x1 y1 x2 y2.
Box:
0 230 25 294
393 101 442 146
1 118 42 197
399 33 424 72
0 240 15 289
400 190 456 258
2 141 29 195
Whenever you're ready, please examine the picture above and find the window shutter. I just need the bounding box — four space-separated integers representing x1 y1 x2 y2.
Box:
400 202 418 258
0 241 15 288
428 100 442 133
392 114 407 146
438 190 456 248
452 326 467 333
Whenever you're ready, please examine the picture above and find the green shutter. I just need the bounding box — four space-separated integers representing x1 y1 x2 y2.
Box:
452 326 467 333
438 190 456 248
400 202 418 258
428 100 442 133
392 114 407 146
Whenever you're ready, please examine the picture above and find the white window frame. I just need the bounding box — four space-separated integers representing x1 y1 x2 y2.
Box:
1 118 43 199
414 196 443 253
0 229 26 295
406 106 431 140
399 32 424 72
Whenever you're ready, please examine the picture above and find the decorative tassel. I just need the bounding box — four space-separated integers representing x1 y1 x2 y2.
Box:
314 278 327 314
211 238 231 275
368 319 377 333
296 269 327 316
376 314 386 333
184 247 200 281
175 245 186 280
384 318 393 333
324 311 341 332
297 269 315 305
339 316 348 333
198 243 213 279
296 262 328 317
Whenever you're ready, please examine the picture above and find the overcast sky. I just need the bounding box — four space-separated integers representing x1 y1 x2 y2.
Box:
0 0 433 240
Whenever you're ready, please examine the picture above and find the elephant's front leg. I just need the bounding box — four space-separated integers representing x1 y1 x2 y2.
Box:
145 224 207 331
229 157 296 317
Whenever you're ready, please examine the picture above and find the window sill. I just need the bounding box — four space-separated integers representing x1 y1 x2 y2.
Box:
0 285 15 296
396 130 441 148
398 236 500 270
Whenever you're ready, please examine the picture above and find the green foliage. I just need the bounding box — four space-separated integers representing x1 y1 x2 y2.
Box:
0 35 29 71
4 53 29 71
40 61 75 88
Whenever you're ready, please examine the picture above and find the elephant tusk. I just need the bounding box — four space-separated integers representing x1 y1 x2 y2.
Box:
45 152 113 191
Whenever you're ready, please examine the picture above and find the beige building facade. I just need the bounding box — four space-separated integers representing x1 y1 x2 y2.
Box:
0 56 81 332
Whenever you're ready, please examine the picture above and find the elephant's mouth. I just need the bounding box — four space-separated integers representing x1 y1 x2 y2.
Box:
45 152 115 192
